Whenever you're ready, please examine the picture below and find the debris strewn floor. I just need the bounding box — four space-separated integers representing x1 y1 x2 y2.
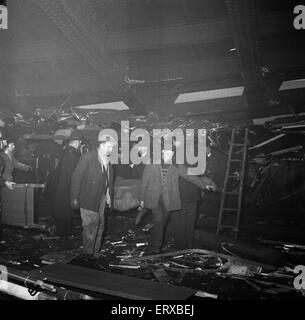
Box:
1 209 305 300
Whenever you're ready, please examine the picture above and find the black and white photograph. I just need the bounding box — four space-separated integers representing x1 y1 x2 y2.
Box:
0 0 305 308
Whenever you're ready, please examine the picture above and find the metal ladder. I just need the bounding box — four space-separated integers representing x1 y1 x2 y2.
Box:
216 128 249 239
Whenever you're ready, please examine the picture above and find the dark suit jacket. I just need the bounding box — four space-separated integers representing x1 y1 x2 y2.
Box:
140 164 209 212
53 146 80 218
2 152 28 181
179 177 201 203
71 150 114 212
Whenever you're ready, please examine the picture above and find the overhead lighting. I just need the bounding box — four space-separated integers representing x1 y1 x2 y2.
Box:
75 101 129 110
174 86 244 104
279 79 305 91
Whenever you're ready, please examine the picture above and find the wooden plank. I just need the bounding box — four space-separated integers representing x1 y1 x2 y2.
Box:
2 187 35 227
14 184 45 188
30 263 195 300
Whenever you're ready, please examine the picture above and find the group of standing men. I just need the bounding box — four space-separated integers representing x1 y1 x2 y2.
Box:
53 130 218 259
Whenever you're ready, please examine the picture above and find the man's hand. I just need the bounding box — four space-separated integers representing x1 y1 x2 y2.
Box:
71 198 80 210
201 177 218 192
205 185 217 192
5 181 15 190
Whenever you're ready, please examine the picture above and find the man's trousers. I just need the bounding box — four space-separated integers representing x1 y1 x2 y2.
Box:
80 196 106 257
149 199 170 253
170 201 198 249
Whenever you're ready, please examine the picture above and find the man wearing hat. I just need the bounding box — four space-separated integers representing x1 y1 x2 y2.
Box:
53 130 83 237
70 131 116 258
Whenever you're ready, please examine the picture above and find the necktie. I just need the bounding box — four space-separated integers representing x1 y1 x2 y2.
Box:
103 164 109 194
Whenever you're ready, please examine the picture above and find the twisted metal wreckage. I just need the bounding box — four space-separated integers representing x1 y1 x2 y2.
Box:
0 107 305 300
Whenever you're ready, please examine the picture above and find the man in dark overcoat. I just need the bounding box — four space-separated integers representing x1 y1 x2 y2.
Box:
70 132 116 258
53 130 82 237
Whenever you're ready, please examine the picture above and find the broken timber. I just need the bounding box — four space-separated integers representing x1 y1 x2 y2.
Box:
30 263 196 300
193 230 286 266
123 249 276 272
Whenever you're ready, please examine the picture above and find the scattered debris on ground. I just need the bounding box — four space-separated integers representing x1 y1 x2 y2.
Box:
1 209 304 300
